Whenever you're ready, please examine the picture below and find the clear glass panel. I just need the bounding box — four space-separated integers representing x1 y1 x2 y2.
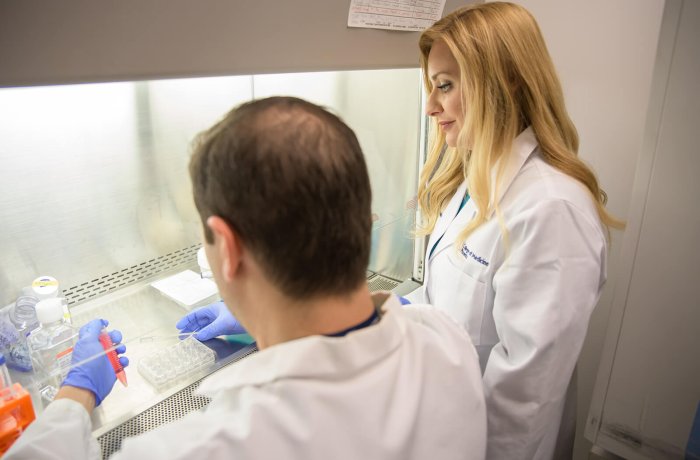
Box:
0 69 421 306
0 76 253 304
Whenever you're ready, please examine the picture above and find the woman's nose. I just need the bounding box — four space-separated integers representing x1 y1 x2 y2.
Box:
425 93 442 117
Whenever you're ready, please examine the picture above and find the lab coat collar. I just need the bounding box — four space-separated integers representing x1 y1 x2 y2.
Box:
487 126 538 218
425 126 537 264
195 293 404 395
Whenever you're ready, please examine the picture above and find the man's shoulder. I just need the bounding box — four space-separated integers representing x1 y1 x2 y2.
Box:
398 302 466 330
392 303 479 358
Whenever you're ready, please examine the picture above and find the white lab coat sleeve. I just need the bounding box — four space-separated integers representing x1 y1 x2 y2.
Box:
484 199 605 460
4 399 101 460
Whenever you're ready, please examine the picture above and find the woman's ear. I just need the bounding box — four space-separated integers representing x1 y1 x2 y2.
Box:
206 216 243 282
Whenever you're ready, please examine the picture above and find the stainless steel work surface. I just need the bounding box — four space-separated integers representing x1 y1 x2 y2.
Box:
81 281 253 434
13 267 255 435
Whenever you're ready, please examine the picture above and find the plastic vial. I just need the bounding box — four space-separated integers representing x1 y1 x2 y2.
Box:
0 308 32 373
27 298 78 406
11 287 41 335
31 276 71 324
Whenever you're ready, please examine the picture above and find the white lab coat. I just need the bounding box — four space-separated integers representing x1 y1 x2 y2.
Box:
6 293 487 460
406 127 607 459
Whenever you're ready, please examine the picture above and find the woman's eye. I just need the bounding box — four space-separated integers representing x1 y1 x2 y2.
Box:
436 82 452 93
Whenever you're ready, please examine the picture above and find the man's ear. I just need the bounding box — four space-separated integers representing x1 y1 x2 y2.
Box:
206 216 243 283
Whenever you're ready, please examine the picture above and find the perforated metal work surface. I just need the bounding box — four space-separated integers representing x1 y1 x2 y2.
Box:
367 274 400 292
97 345 257 459
98 379 210 458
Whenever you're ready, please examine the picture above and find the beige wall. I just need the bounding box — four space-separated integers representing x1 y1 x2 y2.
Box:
585 0 700 455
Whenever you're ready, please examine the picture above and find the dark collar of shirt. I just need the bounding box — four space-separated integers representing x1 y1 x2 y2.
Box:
325 308 381 337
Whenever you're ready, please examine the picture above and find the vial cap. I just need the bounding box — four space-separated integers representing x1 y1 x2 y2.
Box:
35 298 64 324
32 276 60 300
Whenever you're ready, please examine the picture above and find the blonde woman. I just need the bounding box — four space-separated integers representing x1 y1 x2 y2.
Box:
404 2 623 459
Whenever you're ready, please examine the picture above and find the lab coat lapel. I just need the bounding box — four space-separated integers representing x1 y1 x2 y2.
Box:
436 198 477 252
426 180 469 264
426 127 538 263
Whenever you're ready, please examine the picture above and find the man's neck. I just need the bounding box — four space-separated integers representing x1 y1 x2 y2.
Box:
249 283 375 350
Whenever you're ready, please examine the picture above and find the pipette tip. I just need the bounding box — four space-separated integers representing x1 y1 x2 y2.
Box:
116 371 128 387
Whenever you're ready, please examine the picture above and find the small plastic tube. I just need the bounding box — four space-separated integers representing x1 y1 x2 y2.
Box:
98 329 128 387
0 352 12 393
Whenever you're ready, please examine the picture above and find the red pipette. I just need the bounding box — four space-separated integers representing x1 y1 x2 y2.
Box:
98 329 128 387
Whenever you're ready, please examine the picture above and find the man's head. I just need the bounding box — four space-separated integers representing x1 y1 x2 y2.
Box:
189 96 372 301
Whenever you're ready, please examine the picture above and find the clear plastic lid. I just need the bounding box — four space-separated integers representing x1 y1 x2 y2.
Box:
35 298 64 325
32 276 60 300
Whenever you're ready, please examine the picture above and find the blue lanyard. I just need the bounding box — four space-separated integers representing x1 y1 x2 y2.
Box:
428 192 470 259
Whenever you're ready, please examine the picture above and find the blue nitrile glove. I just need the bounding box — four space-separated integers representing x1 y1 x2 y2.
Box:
176 301 246 341
398 296 411 305
62 319 128 406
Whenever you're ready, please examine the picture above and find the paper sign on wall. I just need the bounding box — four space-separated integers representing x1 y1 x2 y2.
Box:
348 0 446 32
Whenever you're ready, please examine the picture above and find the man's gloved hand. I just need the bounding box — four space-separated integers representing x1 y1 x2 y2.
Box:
62 319 128 406
176 301 246 341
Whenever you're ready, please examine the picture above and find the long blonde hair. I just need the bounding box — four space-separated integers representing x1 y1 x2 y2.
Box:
417 2 623 242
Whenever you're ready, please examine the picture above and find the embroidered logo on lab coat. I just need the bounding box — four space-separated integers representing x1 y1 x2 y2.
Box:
461 244 489 267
